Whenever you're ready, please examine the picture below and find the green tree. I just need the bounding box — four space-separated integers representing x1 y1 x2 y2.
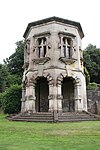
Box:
0 40 24 111
83 44 100 83
4 40 24 85
1 84 21 114
0 64 10 93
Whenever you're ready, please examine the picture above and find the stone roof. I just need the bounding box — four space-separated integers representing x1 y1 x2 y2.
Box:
23 16 84 38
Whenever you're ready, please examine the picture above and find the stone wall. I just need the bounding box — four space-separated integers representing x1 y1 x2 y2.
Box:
87 90 100 114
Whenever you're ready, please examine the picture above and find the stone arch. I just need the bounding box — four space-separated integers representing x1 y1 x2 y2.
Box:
43 72 54 83
57 73 81 87
57 73 76 112
26 72 38 85
26 72 55 112
34 72 54 112
29 72 54 84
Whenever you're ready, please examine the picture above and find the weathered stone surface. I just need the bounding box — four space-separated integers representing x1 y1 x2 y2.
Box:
21 17 87 113
87 90 100 114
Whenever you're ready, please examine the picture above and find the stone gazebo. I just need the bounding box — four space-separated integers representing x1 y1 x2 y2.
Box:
21 17 87 120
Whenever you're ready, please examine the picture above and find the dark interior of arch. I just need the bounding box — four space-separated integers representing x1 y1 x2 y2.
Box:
62 77 75 112
35 77 49 112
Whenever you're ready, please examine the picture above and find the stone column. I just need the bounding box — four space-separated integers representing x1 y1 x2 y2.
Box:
29 37 34 69
21 86 26 113
74 82 82 112
53 80 58 113
53 80 59 122
48 80 54 112
48 79 59 112
57 80 63 112
77 39 81 70
25 81 36 113
28 82 36 113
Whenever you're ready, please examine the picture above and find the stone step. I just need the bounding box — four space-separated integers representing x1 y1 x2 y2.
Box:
58 115 95 119
58 112 100 122
10 118 53 122
7 112 100 122
59 118 98 122
8 112 54 122
18 115 53 118
14 116 53 120
58 117 95 120
60 113 91 116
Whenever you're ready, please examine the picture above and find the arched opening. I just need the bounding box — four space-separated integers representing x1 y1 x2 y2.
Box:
62 77 75 112
35 77 49 112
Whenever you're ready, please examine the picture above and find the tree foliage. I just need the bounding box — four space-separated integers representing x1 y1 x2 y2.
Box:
0 64 10 93
83 44 100 83
0 40 24 114
4 40 24 85
1 84 21 114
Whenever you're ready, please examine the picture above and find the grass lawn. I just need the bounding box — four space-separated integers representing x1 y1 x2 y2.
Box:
0 113 100 150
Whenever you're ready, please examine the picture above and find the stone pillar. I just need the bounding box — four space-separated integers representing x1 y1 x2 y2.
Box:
77 40 81 70
25 81 36 113
48 80 54 112
74 82 82 112
48 79 59 113
53 81 58 112
29 37 34 69
53 80 59 122
25 39 30 65
21 86 26 113
57 80 63 112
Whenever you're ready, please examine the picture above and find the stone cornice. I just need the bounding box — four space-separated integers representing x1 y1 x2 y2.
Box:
23 16 84 39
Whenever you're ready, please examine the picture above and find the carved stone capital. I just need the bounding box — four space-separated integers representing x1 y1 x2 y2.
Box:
57 73 64 85
48 80 54 85
48 94 55 100
29 79 36 86
57 94 63 100
28 95 36 100
74 77 81 86
47 74 53 82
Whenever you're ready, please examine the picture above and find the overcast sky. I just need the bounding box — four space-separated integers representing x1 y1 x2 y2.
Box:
0 0 100 63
